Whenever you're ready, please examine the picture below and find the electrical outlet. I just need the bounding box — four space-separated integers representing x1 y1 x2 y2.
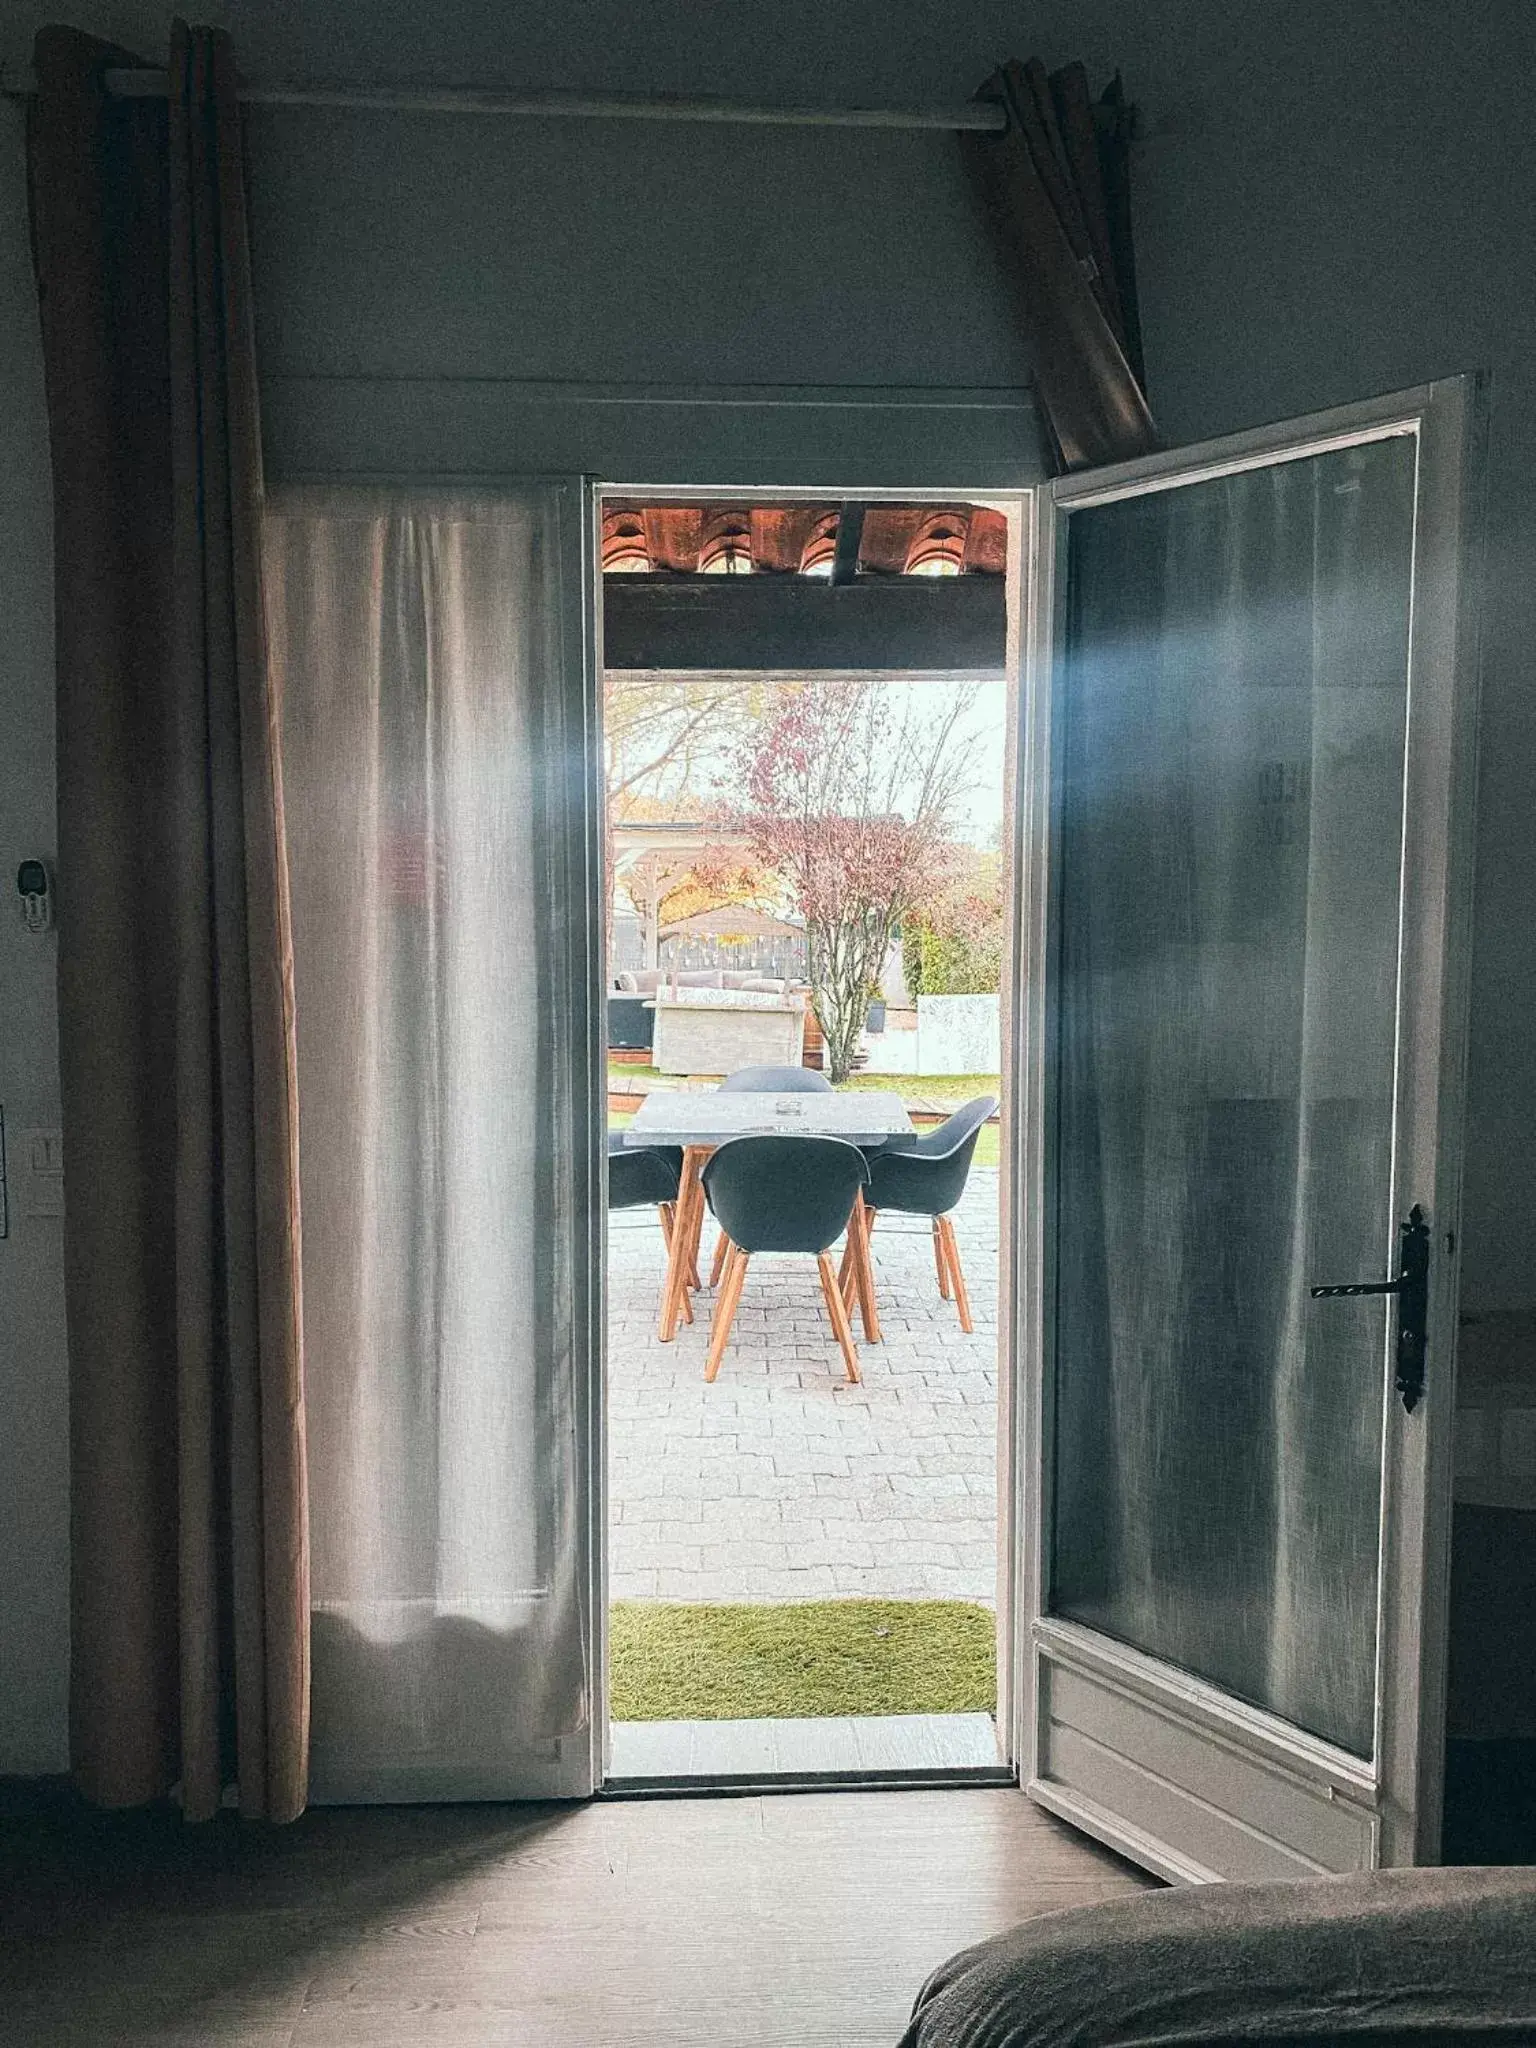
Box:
26 1177 65 1219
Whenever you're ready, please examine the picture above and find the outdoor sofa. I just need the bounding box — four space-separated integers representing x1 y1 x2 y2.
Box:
608 968 798 1053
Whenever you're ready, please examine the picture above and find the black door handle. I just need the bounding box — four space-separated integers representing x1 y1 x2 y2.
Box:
1310 1205 1430 1413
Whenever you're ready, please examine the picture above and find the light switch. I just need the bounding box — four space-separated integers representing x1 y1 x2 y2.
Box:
28 1129 63 1175
19 1126 64 1219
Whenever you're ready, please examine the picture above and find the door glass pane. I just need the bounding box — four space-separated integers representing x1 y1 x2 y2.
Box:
1050 434 1417 1758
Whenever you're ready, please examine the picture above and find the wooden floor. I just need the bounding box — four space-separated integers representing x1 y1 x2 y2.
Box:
1 1786 1153 2046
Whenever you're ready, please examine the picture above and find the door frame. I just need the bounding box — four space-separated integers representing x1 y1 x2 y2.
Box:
1009 378 1487 1878
589 477 1036 1789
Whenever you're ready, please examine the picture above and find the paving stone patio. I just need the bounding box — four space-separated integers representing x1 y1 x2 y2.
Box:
608 1169 998 1606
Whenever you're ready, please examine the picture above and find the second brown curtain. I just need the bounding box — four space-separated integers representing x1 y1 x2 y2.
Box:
965 59 1160 473
29 21 308 1822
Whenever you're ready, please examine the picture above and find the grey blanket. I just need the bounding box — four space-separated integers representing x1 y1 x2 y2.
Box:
901 1868 1536 2047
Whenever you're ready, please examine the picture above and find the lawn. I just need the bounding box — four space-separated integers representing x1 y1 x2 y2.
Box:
836 1068 1000 1107
610 1599 996 1720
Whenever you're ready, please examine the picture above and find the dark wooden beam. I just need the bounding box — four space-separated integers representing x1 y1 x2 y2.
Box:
831 503 866 585
602 573 1006 675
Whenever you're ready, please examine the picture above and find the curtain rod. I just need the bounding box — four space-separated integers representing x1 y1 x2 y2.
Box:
0 64 1008 131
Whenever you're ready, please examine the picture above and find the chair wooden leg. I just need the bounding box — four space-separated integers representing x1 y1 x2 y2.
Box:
840 1197 860 1307
705 1248 749 1383
840 1198 875 1313
710 1227 730 1289
817 1251 862 1384
939 1214 973 1334
933 1217 952 1300
849 1199 881 1343
656 1204 694 1323
686 1180 705 1290
659 1149 703 1342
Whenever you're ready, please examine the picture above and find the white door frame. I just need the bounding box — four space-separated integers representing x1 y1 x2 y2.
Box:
589 477 1036 1787
271 452 1040 1802
1008 378 1486 1879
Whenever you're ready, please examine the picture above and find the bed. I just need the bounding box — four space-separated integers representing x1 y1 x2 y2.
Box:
900 1867 1536 2047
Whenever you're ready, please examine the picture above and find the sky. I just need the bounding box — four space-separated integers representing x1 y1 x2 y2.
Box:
922 676 1008 849
612 672 1011 850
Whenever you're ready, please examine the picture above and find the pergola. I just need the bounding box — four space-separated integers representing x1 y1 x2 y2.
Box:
611 819 773 972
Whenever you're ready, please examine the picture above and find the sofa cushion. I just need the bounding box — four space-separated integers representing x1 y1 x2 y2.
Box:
606 995 654 1050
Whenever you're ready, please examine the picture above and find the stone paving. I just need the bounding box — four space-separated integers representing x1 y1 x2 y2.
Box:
609 1169 998 1606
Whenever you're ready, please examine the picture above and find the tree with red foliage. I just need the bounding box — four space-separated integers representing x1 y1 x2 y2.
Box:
706 680 975 1082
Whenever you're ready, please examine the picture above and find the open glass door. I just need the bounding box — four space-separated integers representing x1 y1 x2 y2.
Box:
1012 381 1483 1881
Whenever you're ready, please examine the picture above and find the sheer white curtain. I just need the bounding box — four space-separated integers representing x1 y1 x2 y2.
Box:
266 487 594 1799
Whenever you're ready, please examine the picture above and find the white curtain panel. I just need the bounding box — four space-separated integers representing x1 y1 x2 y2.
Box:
266 488 591 1797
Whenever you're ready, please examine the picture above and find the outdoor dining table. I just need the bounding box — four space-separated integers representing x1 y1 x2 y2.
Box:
622 1088 916 1343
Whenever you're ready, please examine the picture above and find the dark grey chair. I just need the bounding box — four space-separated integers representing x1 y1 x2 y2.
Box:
707 1063 834 1286
701 1135 868 1382
718 1064 831 1093
851 1094 997 1333
608 1129 694 1324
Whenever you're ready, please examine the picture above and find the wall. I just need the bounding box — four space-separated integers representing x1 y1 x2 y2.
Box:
1111 1 1536 1573
2 0 1533 1769
0 93 68 1771
243 76 1039 481
230 0 1535 1322
1121 0 1536 1330
0 3 221 1775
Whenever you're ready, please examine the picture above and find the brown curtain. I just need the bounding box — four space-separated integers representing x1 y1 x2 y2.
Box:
28 21 308 1822
965 59 1160 473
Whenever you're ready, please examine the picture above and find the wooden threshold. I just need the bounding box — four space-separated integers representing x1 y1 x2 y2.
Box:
603 1766 1016 1799
607 1710 1009 1797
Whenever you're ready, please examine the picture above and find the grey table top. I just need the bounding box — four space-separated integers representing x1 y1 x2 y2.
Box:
622 1088 915 1149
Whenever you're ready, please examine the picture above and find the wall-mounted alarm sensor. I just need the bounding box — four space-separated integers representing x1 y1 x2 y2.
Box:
17 860 54 934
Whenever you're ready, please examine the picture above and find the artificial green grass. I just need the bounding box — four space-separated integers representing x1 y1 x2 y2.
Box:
610 1599 996 1721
